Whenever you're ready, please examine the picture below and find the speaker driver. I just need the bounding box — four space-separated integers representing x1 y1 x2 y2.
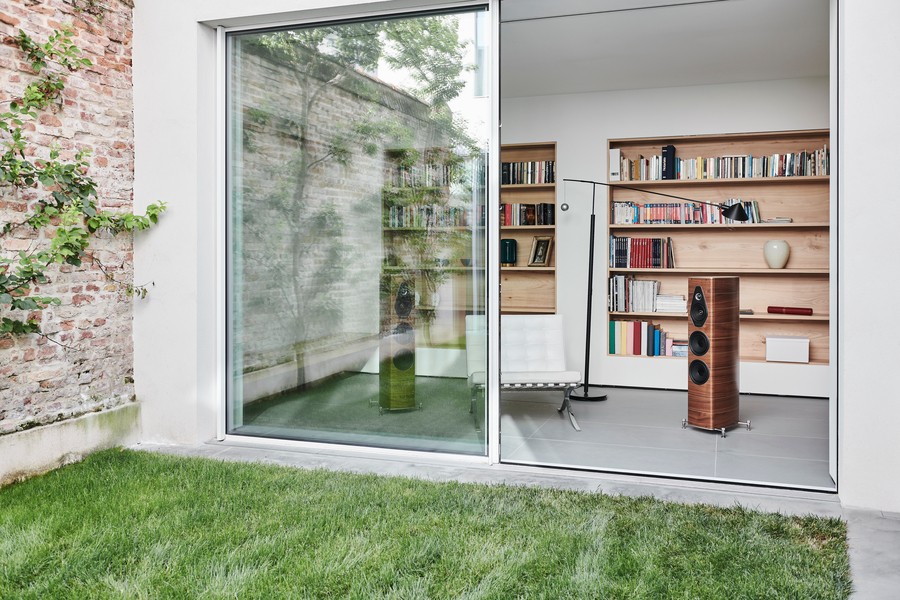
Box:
689 330 710 356
394 281 414 318
689 285 708 327
689 360 710 385
393 348 414 371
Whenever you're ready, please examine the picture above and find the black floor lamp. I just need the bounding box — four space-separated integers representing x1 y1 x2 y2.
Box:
561 178 748 402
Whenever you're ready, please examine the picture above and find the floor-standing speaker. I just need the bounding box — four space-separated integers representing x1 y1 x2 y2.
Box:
685 276 742 434
379 276 417 412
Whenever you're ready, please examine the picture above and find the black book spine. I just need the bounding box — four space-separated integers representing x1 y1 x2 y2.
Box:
661 145 676 180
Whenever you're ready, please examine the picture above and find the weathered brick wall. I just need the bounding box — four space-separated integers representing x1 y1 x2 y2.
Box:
0 0 137 434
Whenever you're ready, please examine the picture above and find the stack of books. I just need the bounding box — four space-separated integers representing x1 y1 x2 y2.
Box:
654 294 687 313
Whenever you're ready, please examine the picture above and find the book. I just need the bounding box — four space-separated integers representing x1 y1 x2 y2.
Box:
767 306 813 316
661 144 676 180
609 148 621 181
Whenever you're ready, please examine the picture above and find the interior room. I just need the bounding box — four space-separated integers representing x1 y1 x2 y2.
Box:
224 0 834 492
497 0 834 490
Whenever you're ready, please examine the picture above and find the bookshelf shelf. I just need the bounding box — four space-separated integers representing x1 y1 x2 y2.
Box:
500 141 558 314
609 175 829 187
501 183 556 191
607 129 831 365
610 311 830 322
500 225 556 231
609 222 829 230
609 267 829 275
501 266 555 272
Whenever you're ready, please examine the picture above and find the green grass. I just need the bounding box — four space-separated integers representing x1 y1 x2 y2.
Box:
0 449 851 599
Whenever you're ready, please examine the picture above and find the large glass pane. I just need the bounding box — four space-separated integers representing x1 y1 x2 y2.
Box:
227 9 490 454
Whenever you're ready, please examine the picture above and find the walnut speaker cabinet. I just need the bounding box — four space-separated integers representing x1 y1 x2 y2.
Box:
379 276 418 412
684 276 748 436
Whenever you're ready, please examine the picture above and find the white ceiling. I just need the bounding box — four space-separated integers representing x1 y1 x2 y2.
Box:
500 0 830 98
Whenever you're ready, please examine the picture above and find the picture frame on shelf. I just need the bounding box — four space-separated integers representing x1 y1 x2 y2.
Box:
528 236 553 266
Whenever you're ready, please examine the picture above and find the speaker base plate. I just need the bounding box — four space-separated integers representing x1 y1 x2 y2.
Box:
681 418 751 438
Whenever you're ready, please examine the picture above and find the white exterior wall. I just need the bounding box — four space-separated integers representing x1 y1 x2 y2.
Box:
837 0 900 512
133 0 900 512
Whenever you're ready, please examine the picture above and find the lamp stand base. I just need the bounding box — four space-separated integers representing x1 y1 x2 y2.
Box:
569 383 607 401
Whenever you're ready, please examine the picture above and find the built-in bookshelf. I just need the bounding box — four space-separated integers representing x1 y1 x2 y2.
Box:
500 142 558 314
606 130 830 365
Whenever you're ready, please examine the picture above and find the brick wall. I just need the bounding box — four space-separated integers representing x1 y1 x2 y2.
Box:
0 0 137 434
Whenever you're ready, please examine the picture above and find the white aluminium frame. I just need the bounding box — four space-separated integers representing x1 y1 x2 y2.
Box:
216 1 502 464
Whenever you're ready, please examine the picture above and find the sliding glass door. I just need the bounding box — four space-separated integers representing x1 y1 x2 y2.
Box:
226 7 491 454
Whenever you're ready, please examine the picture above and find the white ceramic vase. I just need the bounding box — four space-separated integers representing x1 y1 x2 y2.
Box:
763 239 791 269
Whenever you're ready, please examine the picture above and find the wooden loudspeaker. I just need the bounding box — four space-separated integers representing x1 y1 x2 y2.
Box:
686 276 739 431
379 276 417 411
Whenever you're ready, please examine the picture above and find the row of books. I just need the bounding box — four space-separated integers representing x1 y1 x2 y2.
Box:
610 145 829 182
609 320 688 357
611 199 762 225
608 275 687 313
500 203 556 226
609 236 675 269
389 163 453 188
501 160 556 185
384 205 472 228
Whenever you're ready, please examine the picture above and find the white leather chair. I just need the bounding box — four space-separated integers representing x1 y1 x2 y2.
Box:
465 314 582 431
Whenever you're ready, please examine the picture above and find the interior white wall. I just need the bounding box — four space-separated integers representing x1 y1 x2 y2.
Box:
502 77 829 395
132 0 900 511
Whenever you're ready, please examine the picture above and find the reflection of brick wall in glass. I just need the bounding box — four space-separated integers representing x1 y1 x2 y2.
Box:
236 42 439 376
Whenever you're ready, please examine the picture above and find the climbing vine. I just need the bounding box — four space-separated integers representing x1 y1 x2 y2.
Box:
0 25 165 337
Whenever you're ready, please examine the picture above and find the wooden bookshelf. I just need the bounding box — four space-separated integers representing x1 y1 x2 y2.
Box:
500 142 558 314
607 129 830 364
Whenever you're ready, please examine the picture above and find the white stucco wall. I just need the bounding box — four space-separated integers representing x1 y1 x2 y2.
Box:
133 0 900 512
836 0 900 512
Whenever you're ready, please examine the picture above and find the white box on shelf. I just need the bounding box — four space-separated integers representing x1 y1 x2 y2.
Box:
765 335 810 363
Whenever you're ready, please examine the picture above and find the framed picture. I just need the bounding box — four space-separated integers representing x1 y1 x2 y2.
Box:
528 236 553 266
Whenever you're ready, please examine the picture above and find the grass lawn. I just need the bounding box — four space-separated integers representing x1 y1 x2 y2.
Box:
0 449 851 599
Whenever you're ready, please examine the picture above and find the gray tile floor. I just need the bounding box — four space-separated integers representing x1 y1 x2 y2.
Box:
501 386 834 490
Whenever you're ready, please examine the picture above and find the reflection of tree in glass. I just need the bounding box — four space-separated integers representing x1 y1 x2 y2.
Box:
237 15 477 371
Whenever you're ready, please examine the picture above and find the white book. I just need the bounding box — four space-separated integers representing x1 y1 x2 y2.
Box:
609 148 621 181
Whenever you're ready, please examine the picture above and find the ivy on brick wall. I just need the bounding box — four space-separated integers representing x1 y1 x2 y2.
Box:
0 25 165 338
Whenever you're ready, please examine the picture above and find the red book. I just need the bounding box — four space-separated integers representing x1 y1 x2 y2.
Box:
632 321 642 355
767 306 813 316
